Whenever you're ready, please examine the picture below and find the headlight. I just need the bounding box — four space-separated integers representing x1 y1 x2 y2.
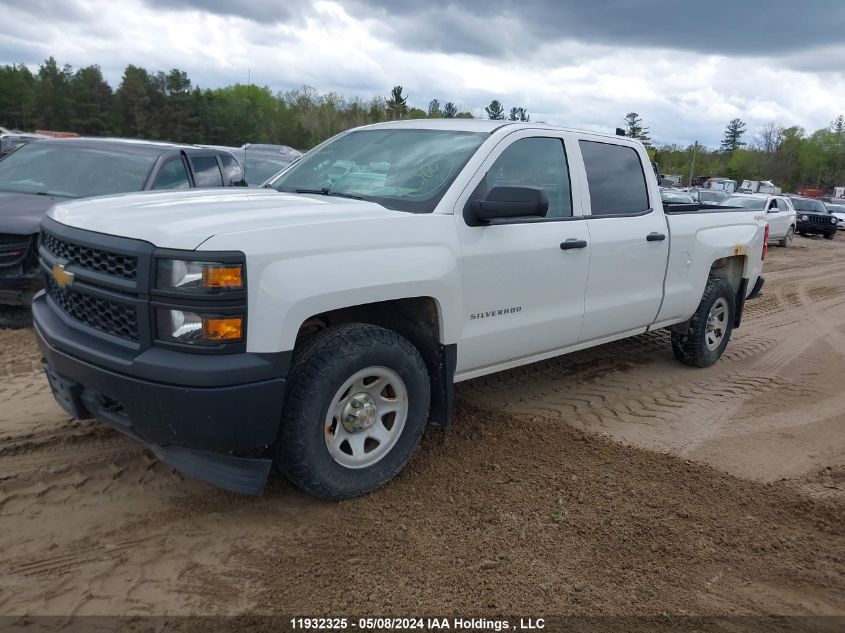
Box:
156 259 243 292
801 215 808 221
156 309 243 345
832 217 838 224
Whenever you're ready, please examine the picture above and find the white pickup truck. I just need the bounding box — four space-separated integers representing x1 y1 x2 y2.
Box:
33 120 767 499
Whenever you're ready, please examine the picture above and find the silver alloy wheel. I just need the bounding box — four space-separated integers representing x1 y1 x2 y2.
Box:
704 297 729 351
784 226 794 246
324 366 409 469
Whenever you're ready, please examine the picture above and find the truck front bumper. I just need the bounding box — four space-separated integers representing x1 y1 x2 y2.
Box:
33 293 288 495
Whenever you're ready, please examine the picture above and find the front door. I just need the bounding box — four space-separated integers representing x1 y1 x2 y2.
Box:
455 133 590 376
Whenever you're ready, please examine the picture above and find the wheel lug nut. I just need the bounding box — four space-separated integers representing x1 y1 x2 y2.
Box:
346 414 356 423
351 400 361 409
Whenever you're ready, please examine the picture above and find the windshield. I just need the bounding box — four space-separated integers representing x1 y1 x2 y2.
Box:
0 142 156 198
722 196 765 209
268 129 488 212
245 156 294 186
792 198 828 213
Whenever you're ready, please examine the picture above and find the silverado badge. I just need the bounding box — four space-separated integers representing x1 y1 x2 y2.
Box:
52 263 74 289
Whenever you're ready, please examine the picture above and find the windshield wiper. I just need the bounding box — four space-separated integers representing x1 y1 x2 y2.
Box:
289 188 366 201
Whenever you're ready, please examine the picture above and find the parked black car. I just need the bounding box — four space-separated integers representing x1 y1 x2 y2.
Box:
0 138 245 309
791 196 838 239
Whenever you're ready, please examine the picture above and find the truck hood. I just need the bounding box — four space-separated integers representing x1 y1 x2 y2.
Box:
0 190 64 236
47 188 408 250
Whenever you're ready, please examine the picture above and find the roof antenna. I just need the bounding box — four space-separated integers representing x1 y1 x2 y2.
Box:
243 68 251 185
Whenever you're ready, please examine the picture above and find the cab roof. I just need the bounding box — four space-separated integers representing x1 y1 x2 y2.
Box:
357 119 633 142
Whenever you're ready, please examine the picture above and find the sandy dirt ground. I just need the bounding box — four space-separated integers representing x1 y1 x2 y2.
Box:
0 234 842 618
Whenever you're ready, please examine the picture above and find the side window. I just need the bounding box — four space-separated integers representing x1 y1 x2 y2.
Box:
220 154 245 186
768 199 778 211
579 141 649 216
153 157 191 190
479 137 572 218
191 155 224 187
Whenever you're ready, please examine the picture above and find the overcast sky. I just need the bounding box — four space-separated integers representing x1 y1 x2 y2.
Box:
3 0 844 147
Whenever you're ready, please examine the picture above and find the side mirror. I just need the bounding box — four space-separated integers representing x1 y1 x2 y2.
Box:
469 186 549 223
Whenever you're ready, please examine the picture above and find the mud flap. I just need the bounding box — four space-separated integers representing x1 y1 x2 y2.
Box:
151 444 273 496
428 343 457 427
748 276 765 300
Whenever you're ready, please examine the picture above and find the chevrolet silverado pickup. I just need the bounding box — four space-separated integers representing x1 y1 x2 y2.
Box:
33 121 767 499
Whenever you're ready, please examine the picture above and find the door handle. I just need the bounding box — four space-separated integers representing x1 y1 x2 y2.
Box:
646 232 666 241
560 239 588 250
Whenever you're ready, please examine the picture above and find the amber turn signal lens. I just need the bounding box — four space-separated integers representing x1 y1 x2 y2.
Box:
202 265 243 289
202 317 243 341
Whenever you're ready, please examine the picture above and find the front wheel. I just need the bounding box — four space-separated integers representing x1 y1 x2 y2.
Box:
824 232 835 240
671 277 736 368
276 323 430 500
779 226 794 247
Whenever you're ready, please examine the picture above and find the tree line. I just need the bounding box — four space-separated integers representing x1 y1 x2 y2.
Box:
624 111 845 192
1 58 843 191
0 59 480 150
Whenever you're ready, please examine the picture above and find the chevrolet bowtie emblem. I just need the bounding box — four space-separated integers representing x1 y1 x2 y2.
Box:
52 262 74 289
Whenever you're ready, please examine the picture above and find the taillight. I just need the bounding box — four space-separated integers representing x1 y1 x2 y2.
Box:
762 225 769 261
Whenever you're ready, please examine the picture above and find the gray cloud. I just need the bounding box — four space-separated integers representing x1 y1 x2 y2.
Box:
141 0 308 23
0 0 91 22
343 0 845 63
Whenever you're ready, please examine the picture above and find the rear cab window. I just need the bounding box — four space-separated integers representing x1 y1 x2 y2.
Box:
190 155 224 187
579 140 649 216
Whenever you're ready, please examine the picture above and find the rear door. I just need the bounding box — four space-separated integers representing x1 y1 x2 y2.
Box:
455 131 590 374
577 139 670 342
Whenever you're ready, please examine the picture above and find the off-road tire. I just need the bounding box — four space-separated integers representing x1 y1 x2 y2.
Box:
671 277 735 368
275 323 430 500
0 306 32 330
779 226 794 247
824 232 835 240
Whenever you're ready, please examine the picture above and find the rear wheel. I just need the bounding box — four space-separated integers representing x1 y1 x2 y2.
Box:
275 323 430 500
779 226 794 247
672 277 735 368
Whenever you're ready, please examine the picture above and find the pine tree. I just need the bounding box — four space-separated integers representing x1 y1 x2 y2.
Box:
720 118 747 152
385 85 407 120
442 102 457 118
485 100 505 120
623 112 651 145
427 98 441 118
508 107 529 122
